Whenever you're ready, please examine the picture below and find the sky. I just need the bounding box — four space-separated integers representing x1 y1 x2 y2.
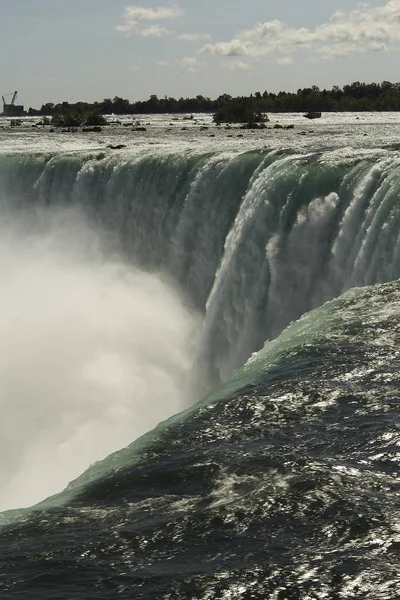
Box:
0 0 399 108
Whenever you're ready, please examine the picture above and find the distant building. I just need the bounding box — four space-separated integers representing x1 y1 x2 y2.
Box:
3 103 25 116
2 91 26 116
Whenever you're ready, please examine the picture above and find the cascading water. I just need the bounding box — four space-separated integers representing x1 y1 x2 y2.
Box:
1 149 399 391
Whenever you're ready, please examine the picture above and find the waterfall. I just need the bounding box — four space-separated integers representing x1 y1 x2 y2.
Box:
1 149 400 389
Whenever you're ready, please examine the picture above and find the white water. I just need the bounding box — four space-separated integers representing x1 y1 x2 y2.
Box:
1 111 400 156
0 207 199 511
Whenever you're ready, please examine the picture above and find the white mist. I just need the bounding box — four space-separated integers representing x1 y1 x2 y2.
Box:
0 207 199 511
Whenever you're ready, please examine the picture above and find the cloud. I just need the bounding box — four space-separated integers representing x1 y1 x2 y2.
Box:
225 60 251 70
140 26 173 37
202 0 400 62
277 56 293 65
156 61 170 66
117 3 183 34
320 43 359 61
179 56 205 72
178 33 211 42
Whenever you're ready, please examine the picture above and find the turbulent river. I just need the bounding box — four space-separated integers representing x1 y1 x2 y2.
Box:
0 112 399 599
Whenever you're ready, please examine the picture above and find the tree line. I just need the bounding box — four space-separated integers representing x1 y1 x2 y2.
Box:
27 81 400 123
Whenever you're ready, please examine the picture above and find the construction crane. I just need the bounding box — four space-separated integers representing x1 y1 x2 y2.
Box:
1 91 25 116
2 91 17 107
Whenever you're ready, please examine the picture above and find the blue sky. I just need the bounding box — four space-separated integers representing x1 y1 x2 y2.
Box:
0 0 399 108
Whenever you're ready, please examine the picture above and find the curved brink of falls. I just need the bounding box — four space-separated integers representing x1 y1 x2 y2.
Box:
1 148 400 390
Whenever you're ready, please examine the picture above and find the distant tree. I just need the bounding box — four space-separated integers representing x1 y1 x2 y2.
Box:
101 98 114 113
213 97 267 124
52 110 85 127
41 102 55 114
33 80 400 122
112 97 131 114
85 113 107 126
